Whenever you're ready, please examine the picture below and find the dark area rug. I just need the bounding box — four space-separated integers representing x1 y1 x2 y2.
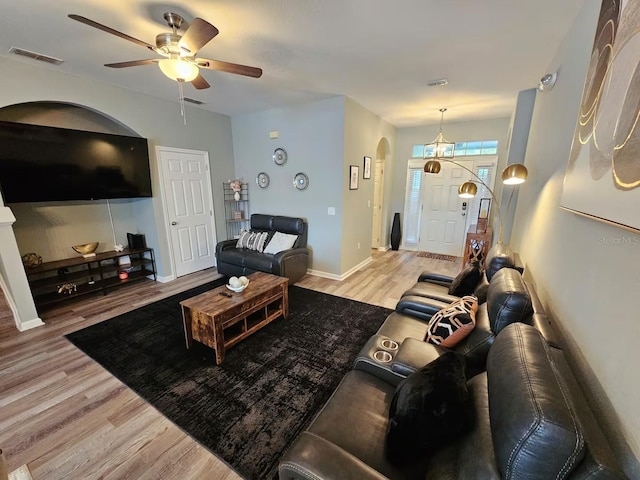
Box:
66 280 391 479
416 251 459 262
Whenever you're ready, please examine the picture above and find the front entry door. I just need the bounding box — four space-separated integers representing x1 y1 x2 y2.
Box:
418 162 472 256
158 147 216 277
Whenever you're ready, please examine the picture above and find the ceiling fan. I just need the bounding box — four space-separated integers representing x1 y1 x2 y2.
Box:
68 12 262 90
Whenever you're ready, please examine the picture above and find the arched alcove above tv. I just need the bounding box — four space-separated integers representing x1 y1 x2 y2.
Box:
0 101 150 264
0 101 141 136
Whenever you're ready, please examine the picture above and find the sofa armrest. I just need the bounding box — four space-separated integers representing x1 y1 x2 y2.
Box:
216 239 237 257
273 247 309 262
395 295 448 321
279 432 388 480
391 337 443 376
417 270 455 287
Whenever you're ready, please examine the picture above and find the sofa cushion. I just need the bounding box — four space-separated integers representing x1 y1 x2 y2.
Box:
250 213 273 230
377 312 430 343
484 243 515 282
240 250 275 271
385 351 473 465
488 323 585 479
448 262 482 296
425 296 478 348
263 231 298 254
486 268 533 334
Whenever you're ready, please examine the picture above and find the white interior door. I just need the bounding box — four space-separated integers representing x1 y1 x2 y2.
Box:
371 160 384 248
158 147 216 277
418 162 472 256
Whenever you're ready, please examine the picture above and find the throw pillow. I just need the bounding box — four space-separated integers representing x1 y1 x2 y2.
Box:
263 231 298 254
236 230 252 249
385 351 473 465
425 296 478 348
448 262 482 296
235 230 269 252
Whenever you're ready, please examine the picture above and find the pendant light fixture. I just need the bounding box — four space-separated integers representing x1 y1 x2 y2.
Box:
423 108 455 159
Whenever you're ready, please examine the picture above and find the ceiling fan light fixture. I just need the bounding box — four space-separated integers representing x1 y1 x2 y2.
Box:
158 58 199 82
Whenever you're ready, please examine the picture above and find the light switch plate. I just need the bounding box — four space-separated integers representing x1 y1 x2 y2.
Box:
328 207 336 215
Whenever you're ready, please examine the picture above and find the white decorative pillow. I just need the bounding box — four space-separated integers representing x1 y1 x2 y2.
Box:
263 231 298 254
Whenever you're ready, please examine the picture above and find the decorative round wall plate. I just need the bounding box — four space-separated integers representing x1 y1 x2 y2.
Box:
293 172 309 190
256 172 270 189
273 147 288 166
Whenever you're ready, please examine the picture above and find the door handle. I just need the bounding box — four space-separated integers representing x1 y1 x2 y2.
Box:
171 221 177 226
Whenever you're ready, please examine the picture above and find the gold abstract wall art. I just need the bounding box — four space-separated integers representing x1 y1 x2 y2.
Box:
561 0 640 231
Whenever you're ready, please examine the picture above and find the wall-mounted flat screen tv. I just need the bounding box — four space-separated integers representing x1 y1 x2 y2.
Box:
0 120 152 203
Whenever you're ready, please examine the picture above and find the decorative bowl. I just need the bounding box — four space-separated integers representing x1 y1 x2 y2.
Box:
226 278 250 293
72 242 99 256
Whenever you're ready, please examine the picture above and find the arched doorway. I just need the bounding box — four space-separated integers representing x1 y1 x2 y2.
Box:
372 137 391 249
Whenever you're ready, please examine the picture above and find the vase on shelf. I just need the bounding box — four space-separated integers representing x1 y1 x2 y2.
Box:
234 191 240 201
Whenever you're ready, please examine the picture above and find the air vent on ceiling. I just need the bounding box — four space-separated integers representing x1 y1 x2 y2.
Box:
9 47 64 65
183 97 206 105
427 78 449 87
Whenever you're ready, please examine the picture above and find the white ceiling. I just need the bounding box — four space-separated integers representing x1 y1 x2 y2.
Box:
1 0 586 127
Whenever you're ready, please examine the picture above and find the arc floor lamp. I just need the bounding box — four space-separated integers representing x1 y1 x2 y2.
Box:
423 159 528 244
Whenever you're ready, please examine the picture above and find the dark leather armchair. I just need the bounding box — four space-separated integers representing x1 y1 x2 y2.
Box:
215 214 309 284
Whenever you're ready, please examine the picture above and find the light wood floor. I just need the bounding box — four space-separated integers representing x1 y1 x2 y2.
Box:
0 249 460 479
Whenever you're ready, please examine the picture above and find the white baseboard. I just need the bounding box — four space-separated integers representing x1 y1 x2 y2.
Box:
307 256 373 282
155 274 176 283
18 317 45 331
377 245 390 251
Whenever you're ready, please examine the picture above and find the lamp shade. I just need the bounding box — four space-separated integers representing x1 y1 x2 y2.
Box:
458 181 477 198
423 160 442 174
158 58 199 82
502 163 528 185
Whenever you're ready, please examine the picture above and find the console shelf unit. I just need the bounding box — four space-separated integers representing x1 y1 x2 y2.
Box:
223 181 249 239
25 247 156 309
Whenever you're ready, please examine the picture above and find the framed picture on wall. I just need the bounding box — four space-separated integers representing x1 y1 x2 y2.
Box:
349 165 359 190
363 156 372 179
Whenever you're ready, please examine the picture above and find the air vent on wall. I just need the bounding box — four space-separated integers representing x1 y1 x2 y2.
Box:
183 97 206 105
9 47 64 65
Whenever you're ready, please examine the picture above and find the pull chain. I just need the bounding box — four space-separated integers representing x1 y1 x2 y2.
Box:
178 81 187 125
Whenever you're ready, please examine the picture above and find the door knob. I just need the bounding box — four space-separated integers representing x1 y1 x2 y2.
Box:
171 221 177 226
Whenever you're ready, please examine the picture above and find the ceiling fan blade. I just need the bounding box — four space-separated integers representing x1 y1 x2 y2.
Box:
105 59 159 68
191 73 210 90
68 14 155 51
179 18 219 55
196 58 262 78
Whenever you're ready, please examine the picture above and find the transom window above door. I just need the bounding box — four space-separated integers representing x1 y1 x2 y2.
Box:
411 139 498 158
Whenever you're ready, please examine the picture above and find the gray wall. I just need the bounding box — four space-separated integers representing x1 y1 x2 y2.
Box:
392 117 511 239
342 98 396 270
231 96 346 275
0 56 235 279
512 1 640 471
232 96 396 277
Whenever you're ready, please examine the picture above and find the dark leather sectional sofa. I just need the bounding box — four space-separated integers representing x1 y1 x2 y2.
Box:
279 246 626 480
215 214 309 284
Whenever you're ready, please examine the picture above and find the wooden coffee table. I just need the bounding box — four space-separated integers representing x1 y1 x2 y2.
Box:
180 272 289 364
